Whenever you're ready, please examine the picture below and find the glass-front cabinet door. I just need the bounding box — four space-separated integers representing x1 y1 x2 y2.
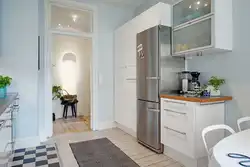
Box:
173 0 212 27
173 17 212 55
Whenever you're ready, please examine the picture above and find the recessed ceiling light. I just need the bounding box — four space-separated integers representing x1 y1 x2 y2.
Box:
197 1 200 5
72 14 78 22
205 3 208 6
189 5 192 8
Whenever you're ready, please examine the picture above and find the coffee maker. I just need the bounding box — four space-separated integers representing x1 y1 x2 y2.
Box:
190 72 200 91
180 71 191 93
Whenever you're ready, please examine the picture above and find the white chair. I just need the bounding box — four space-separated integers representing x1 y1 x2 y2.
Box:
237 117 250 131
202 124 236 166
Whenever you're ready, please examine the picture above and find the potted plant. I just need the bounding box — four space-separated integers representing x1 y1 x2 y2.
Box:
52 85 70 119
0 75 12 98
52 85 63 100
206 76 225 96
52 85 64 120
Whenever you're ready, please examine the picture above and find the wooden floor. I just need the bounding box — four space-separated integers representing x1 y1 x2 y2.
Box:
53 128 184 167
53 116 91 135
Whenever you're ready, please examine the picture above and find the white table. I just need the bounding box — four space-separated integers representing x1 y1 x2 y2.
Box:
213 129 250 167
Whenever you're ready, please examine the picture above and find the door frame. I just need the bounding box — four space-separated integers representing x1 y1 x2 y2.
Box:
42 0 99 140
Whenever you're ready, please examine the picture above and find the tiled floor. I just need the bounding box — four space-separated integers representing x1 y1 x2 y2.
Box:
9 144 60 167
53 116 91 135
52 128 184 167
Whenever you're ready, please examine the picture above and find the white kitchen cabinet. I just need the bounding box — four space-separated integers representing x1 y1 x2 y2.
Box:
161 98 227 167
135 3 171 34
173 0 212 27
114 3 172 136
172 0 233 56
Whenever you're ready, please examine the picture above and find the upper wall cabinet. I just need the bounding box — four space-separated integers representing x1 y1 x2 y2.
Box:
173 0 211 27
172 0 233 56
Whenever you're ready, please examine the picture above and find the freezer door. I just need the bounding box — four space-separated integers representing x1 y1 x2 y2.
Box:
137 100 161 150
137 26 159 102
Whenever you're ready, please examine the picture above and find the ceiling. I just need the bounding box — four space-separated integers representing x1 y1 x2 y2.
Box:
75 0 146 7
103 0 179 7
98 0 146 6
75 0 177 8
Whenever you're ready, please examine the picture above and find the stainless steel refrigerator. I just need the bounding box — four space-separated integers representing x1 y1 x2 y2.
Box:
136 25 184 153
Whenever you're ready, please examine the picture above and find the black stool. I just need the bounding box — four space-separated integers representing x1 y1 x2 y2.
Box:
61 96 78 119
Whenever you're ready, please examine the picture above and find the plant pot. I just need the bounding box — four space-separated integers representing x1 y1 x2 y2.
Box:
0 87 7 98
206 85 221 96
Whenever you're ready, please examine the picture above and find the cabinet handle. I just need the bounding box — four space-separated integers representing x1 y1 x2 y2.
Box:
3 125 12 128
164 100 186 105
126 78 136 81
164 109 186 115
164 126 186 136
146 77 160 80
38 36 41 71
147 108 160 113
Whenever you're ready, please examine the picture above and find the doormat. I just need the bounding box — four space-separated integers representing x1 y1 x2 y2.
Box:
70 138 139 167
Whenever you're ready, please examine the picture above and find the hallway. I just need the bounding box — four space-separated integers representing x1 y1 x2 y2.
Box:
53 116 90 135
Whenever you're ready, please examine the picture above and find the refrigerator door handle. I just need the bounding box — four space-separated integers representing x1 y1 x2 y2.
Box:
146 77 160 80
147 108 160 113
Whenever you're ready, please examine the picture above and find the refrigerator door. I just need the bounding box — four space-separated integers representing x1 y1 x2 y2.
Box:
137 100 161 150
137 26 159 102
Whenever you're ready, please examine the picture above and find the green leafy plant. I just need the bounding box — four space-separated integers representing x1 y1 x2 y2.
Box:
52 85 69 100
208 76 225 91
52 85 63 100
0 75 12 88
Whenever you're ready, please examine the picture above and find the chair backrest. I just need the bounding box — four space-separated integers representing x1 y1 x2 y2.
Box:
237 117 250 131
202 124 236 160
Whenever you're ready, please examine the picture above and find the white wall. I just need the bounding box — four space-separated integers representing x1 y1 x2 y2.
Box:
0 0 134 145
0 0 39 141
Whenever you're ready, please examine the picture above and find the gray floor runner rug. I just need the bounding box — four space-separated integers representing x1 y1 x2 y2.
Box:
70 138 140 167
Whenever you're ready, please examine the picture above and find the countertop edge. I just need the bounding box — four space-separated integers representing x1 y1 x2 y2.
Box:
160 94 233 103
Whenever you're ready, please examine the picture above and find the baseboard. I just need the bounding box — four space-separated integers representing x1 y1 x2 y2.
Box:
114 122 137 138
15 136 40 149
39 131 50 143
164 146 208 167
97 121 116 130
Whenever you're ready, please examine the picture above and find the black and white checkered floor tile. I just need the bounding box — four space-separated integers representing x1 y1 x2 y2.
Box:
9 144 60 167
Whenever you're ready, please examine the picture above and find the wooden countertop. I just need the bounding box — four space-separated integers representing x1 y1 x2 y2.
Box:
160 94 232 103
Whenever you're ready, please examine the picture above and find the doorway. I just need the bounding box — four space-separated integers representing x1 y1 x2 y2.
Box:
47 2 96 136
52 34 92 135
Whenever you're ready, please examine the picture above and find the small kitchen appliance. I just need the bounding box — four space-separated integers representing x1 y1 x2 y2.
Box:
180 71 191 93
190 72 201 91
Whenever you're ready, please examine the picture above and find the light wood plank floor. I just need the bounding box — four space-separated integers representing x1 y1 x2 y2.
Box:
52 128 184 167
53 116 91 136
